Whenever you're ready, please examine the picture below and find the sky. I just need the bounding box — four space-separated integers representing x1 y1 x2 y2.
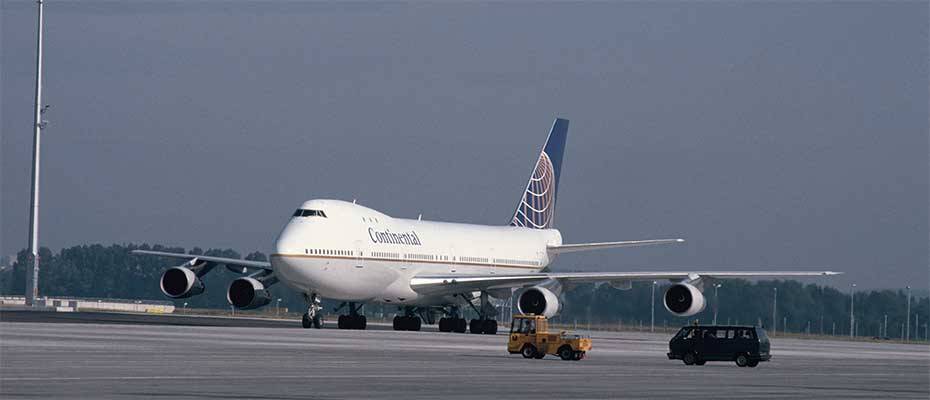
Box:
1 1 927 290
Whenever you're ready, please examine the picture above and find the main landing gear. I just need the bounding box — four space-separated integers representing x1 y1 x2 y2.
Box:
437 293 498 334
336 302 367 330
393 307 422 331
437 314 467 333
301 293 323 329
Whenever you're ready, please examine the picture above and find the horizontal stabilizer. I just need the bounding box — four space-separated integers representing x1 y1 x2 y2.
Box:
547 238 685 254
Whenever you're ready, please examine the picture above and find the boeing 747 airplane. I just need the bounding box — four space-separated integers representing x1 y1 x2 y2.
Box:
135 118 838 333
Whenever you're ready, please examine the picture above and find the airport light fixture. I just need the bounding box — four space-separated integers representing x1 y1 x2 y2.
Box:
849 283 856 338
25 0 47 307
772 287 777 335
650 281 656 333
905 286 910 342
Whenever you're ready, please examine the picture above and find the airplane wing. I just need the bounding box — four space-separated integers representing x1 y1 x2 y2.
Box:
410 270 840 296
547 238 684 254
131 250 272 270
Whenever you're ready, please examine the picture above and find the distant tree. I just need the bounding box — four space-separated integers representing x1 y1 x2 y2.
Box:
0 243 926 338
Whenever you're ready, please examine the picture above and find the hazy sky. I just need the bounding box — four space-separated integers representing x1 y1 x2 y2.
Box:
2 1 927 290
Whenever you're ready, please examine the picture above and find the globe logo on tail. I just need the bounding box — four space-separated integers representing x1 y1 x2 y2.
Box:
511 152 556 229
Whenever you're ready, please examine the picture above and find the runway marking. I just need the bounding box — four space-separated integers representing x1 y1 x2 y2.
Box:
0 374 512 382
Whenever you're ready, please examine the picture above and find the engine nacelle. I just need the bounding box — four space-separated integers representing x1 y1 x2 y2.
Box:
663 282 706 317
517 286 561 318
160 267 204 299
227 277 272 309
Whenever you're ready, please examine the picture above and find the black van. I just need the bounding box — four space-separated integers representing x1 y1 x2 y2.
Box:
667 325 771 367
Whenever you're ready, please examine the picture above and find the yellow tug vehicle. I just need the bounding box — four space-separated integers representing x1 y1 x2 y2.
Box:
507 314 592 361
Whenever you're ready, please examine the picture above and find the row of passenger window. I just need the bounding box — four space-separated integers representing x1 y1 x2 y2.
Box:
303 249 537 266
405 253 449 262
305 248 353 256
493 258 540 266
460 256 489 264
372 251 400 259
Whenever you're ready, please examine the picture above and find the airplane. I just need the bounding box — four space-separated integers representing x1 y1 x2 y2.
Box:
134 118 839 333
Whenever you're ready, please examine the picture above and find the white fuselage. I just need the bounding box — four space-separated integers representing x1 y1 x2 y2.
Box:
270 199 562 305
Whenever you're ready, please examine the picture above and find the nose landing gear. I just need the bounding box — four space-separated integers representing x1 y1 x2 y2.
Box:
301 293 323 329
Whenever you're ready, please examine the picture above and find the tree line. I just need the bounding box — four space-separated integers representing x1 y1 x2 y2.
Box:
1 243 926 339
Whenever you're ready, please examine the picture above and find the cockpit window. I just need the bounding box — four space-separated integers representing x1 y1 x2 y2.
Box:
292 209 327 218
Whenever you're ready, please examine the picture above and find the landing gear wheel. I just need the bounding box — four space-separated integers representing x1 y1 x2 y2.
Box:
695 360 706 365
302 313 313 329
392 315 422 331
558 346 574 361
521 344 537 359
747 360 759 368
481 320 497 335
683 352 696 365
469 319 482 334
438 318 451 332
735 354 749 367
454 318 467 333
312 315 323 329
339 315 366 330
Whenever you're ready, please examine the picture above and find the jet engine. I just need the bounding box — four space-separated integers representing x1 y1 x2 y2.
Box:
517 286 561 318
159 266 204 299
663 282 706 317
227 277 272 310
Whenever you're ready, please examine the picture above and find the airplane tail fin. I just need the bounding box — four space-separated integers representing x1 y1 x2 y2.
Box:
510 118 569 229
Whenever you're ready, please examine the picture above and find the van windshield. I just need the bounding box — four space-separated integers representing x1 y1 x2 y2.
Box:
757 328 769 341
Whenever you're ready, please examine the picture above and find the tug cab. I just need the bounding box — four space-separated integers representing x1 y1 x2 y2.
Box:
507 314 592 361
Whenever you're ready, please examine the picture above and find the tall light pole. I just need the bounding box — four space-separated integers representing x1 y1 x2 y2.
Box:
713 283 722 325
772 287 777 334
25 0 47 307
849 283 856 338
884 314 888 339
650 281 656 333
905 286 911 342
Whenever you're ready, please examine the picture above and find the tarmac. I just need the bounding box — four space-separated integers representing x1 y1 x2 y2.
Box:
1 310 928 399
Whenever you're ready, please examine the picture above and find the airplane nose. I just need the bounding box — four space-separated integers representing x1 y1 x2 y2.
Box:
275 223 302 255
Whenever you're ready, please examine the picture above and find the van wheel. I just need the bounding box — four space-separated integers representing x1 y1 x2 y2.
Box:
558 346 574 361
735 354 749 367
521 344 537 359
747 360 759 368
683 352 696 365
